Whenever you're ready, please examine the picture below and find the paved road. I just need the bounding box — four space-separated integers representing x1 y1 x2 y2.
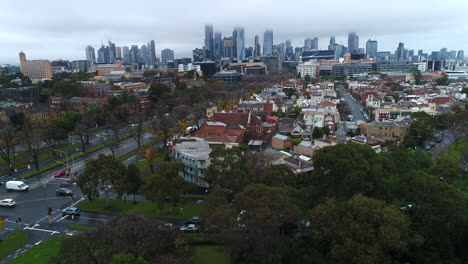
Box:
342 91 367 122
431 132 457 160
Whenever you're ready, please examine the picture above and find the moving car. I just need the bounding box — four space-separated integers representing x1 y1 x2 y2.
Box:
180 224 198 232
6 181 29 191
0 199 16 207
56 188 73 196
62 207 80 216
53 169 67 177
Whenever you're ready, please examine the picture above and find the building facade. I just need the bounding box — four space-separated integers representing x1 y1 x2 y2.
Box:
263 30 273 56
19 52 52 79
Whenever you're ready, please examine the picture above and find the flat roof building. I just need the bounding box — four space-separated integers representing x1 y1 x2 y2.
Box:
19 52 52 79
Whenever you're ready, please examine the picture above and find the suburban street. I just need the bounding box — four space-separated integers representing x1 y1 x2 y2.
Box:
341 90 368 122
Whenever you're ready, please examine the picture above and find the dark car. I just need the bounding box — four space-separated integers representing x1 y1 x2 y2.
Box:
185 216 202 225
62 207 80 216
56 188 73 196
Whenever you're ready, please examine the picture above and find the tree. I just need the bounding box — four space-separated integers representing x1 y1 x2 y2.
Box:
312 126 323 139
111 253 148 264
308 194 419 264
261 164 297 187
52 214 188 264
404 111 436 148
125 164 142 204
0 121 19 175
304 74 311 83
41 118 67 158
410 68 423 85
152 113 175 149
312 143 392 201
77 154 126 206
130 111 145 148
75 117 94 153
149 82 171 103
21 120 43 170
141 146 158 173
436 76 449 86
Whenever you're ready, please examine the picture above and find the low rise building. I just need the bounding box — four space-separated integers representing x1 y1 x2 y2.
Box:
296 60 319 78
272 134 293 150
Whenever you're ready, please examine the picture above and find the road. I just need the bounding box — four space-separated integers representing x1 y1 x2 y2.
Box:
431 132 456 160
342 91 367 122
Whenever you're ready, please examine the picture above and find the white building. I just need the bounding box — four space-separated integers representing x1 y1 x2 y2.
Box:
413 62 427 72
171 140 238 187
297 60 318 78
178 63 201 73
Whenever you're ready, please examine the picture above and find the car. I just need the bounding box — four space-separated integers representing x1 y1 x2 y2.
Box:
0 199 15 207
56 188 73 196
53 170 67 177
180 224 198 232
62 207 80 216
196 199 206 204
185 216 202 224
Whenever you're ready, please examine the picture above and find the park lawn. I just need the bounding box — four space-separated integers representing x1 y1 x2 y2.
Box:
136 149 169 171
67 224 93 231
0 232 29 259
437 138 468 162
78 199 205 219
10 236 66 264
192 246 230 264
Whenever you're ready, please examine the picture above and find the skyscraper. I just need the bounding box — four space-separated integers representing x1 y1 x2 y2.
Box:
311 37 319 50
235 27 245 60
348 32 359 54
108 41 116 64
457 50 465 60
115 46 122 60
161 48 174 63
365 39 378 59
130 45 139 64
328 36 336 50
204 24 214 60
214 32 223 58
254 35 261 57
232 29 237 59
122 46 130 64
304 38 312 51
395 42 405 61
97 45 109 63
141 44 149 64
263 30 273 56
148 40 157 66
85 45 96 64
223 37 234 58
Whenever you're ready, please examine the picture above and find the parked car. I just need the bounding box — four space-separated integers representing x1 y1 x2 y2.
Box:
6 181 29 191
56 188 73 196
180 224 198 232
0 199 16 207
185 216 202 224
53 170 67 177
62 207 80 216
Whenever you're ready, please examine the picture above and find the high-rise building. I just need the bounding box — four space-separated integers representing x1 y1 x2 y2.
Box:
130 45 139 64
122 46 130 64
395 42 405 61
141 44 149 64
408 50 415 58
193 48 203 62
85 45 96 64
235 27 245 60
148 40 157 66
18 51 52 79
97 45 109 63
348 32 359 54
449 50 457 60
232 29 237 59
263 30 273 56
245 47 253 58
457 50 465 60
254 35 261 57
418 50 424 56
115 46 122 60
304 38 312 51
223 37 234 58
108 41 116 64
366 39 378 59
204 24 214 60
328 36 336 50
311 37 319 50
161 48 174 63
214 32 223 58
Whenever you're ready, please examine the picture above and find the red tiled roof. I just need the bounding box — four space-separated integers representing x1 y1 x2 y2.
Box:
213 112 262 127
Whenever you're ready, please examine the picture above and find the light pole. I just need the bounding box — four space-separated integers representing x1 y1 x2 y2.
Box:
53 149 74 182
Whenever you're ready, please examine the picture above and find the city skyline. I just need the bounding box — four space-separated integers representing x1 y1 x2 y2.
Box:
1 0 468 64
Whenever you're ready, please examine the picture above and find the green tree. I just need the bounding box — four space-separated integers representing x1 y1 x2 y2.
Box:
148 82 171 103
308 194 420 264
410 68 423 84
292 138 302 145
261 164 297 187
304 74 311 83
77 154 126 206
21 120 43 170
404 111 436 148
0 121 19 175
111 253 148 264
312 126 323 139
125 164 142 204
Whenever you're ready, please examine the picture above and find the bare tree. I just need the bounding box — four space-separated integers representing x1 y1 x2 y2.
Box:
0 121 19 175
21 121 43 170
130 111 146 148
75 118 94 153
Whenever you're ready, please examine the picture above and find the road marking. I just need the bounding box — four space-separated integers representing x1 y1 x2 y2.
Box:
35 240 42 245
24 226 60 235
70 197 85 207
57 215 68 223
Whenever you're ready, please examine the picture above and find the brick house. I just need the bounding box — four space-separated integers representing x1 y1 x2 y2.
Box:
272 134 293 150
194 121 244 144
294 141 319 157
213 112 264 141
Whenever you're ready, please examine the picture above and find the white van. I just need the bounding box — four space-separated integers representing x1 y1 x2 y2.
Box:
6 181 29 192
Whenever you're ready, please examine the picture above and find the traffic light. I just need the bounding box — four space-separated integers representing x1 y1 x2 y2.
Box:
48 208 52 216
0 218 5 230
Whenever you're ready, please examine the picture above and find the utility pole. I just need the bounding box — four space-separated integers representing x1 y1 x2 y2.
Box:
48 208 52 224
16 217 21 231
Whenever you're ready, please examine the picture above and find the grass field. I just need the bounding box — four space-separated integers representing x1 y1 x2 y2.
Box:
10 236 66 264
437 138 468 163
0 232 29 259
67 224 93 231
77 199 205 219
192 246 230 264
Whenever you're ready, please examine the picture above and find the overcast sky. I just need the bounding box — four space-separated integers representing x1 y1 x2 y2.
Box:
1 0 468 65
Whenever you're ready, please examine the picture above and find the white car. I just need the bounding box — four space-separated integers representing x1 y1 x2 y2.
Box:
0 199 16 207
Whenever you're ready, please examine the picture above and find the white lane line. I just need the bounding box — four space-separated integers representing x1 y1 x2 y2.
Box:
35 240 42 245
77 216 110 221
24 226 60 234
56 215 68 223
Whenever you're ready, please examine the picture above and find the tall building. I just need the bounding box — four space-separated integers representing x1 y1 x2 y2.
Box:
395 42 405 61
18 51 52 79
97 45 109 63
148 40 157 66
193 48 203 62
130 45 139 64
204 24 214 60
214 32 223 58
223 37 234 58
304 38 312 51
328 36 336 50
449 50 457 60
348 32 359 54
161 49 174 63
457 50 465 60
115 46 122 60
408 50 415 58
108 41 116 64
418 50 424 56
122 46 130 64
85 45 96 64
311 37 319 50
254 35 261 57
235 27 245 60
140 44 149 64
232 29 237 58
366 39 378 59
263 30 273 56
